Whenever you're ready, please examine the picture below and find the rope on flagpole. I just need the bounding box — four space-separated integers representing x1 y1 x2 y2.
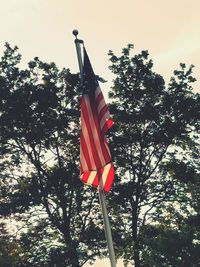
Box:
72 30 116 267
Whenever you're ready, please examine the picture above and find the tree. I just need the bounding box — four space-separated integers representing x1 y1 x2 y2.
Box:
140 160 200 267
107 44 199 267
1 42 199 267
0 43 106 266
0 222 25 267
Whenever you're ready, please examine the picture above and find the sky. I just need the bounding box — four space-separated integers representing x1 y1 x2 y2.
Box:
0 0 200 93
0 0 199 266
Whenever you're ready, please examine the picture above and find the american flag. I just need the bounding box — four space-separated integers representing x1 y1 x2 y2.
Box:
80 47 114 192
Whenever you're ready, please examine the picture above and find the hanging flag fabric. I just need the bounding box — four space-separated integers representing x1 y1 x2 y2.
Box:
80 48 114 192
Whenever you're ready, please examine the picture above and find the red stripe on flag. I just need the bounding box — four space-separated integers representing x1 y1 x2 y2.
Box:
80 133 92 170
102 118 114 134
89 96 112 164
81 172 90 183
92 173 99 188
81 97 102 169
95 91 104 107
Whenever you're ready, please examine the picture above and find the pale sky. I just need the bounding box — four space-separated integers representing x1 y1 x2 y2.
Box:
0 0 200 93
1 0 199 266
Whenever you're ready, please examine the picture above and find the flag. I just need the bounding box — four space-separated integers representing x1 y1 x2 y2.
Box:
80 47 114 192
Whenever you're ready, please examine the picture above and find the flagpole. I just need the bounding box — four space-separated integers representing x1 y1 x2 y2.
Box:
72 30 116 267
73 29 83 76
98 186 116 267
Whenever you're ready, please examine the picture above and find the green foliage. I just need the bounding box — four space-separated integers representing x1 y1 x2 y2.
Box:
0 43 104 267
0 222 25 267
0 42 199 267
140 223 200 267
140 173 200 267
108 44 199 266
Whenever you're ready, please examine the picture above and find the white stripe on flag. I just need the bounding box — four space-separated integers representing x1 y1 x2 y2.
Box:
84 96 106 166
87 171 97 185
104 141 111 157
95 86 101 98
101 164 111 187
81 109 96 169
97 97 106 114
80 146 88 171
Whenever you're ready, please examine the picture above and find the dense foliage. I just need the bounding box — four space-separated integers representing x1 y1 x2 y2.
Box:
0 43 106 267
108 44 200 266
0 43 199 267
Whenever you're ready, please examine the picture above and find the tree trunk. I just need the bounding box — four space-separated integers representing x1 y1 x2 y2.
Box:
68 249 80 267
63 230 80 267
131 201 141 267
133 241 140 267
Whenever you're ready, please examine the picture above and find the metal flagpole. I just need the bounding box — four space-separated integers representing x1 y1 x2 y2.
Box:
72 29 83 76
98 186 116 267
72 30 116 267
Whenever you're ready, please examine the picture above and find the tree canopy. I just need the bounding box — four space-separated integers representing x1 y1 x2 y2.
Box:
0 43 106 267
107 44 200 267
0 43 199 267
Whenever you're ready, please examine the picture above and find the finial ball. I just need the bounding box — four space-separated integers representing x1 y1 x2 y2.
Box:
72 29 79 37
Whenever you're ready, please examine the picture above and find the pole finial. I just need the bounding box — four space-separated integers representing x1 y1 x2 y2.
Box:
72 29 79 38
72 29 84 44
